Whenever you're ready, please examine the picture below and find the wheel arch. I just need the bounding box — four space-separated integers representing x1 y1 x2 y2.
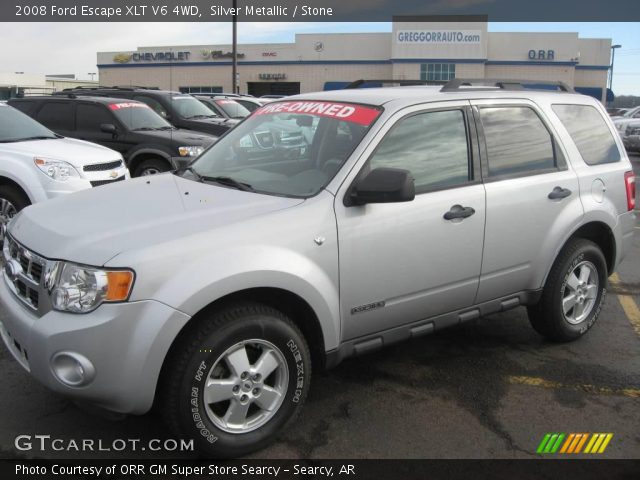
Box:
156 287 327 404
127 149 173 175
0 175 35 204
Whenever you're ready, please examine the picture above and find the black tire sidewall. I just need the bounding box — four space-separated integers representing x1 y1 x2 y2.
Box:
175 311 310 457
0 185 30 213
552 242 607 337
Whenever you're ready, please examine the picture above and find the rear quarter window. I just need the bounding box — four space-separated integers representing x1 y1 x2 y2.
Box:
552 104 621 166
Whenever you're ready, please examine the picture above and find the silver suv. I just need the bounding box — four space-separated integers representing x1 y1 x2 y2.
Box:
0 80 636 457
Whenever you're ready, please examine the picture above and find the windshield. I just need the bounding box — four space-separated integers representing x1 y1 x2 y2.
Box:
171 95 217 119
111 102 173 130
0 104 57 142
189 100 382 197
213 99 250 118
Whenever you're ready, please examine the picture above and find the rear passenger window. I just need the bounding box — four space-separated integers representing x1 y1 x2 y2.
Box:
37 102 74 131
479 106 556 177
369 109 471 192
552 104 620 166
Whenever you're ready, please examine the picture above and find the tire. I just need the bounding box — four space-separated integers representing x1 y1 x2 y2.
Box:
132 158 171 177
0 185 30 241
160 303 312 458
528 238 607 342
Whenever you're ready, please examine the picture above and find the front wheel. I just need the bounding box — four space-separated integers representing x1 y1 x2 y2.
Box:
0 185 30 242
528 238 607 342
132 158 171 177
160 303 311 458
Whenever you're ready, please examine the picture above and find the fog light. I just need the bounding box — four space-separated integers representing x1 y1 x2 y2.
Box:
51 352 95 387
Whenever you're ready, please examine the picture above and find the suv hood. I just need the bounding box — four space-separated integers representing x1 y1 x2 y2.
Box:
136 128 216 146
9 174 303 266
0 137 121 168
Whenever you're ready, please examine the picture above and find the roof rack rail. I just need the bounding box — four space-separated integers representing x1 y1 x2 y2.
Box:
344 79 441 89
440 79 575 93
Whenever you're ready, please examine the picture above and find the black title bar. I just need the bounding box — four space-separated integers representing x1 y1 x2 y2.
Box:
3 0 640 22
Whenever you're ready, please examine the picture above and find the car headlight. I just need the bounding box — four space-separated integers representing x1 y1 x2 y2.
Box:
50 262 135 313
34 158 80 182
178 146 204 157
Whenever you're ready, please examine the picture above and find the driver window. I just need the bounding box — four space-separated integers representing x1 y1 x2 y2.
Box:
369 109 471 193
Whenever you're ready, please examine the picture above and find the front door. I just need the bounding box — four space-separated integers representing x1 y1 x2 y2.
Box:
335 102 486 341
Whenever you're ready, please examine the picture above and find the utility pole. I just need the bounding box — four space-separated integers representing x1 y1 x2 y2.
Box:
232 0 238 94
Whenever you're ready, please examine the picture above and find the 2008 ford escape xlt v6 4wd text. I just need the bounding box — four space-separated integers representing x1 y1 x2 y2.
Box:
0 80 636 457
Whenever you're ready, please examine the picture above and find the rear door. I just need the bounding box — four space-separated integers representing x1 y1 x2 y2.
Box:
471 99 583 302
34 101 75 137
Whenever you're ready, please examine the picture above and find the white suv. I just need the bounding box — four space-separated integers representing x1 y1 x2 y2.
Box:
0 102 129 236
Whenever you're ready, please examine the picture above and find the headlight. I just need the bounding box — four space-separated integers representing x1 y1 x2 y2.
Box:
178 146 204 157
50 262 135 313
34 158 80 182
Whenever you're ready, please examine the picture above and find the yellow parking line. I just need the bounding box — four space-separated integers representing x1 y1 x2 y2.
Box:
507 376 640 398
610 273 640 337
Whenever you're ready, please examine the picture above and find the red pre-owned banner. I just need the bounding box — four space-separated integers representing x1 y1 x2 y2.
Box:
253 101 381 126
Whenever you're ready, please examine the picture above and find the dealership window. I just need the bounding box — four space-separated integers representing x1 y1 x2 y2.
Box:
420 63 456 82
179 86 223 94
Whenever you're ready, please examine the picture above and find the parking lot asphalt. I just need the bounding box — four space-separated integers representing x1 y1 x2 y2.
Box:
0 153 639 460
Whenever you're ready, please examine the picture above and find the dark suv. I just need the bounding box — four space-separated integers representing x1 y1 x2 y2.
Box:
9 96 215 177
54 87 236 137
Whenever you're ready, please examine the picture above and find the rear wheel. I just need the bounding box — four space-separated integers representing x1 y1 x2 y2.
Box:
528 238 607 342
160 303 311 458
0 185 30 242
133 158 171 177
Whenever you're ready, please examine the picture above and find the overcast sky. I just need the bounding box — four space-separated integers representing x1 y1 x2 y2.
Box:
1 22 638 95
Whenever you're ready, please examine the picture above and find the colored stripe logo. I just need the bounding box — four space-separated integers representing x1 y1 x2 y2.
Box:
537 433 613 454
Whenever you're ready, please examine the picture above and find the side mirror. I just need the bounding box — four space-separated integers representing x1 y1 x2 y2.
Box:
347 167 415 206
100 123 117 135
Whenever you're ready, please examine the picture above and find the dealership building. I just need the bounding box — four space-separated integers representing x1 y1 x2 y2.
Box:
97 18 613 102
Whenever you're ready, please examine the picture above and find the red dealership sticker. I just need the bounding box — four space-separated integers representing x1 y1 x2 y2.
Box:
108 102 150 110
253 101 381 126
215 100 238 105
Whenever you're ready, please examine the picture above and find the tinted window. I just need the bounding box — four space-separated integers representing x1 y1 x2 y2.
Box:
133 95 169 118
552 104 621 166
480 107 556 177
36 102 74 131
76 104 114 132
369 109 470 192
0 104 57 142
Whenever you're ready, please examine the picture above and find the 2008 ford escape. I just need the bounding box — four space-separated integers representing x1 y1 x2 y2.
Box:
0 80 636 457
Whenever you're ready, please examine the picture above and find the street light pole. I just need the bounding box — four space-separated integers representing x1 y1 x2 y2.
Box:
609 44 621 93
232 0 238 94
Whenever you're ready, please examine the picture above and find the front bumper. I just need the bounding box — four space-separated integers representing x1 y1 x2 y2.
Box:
0 275 190 414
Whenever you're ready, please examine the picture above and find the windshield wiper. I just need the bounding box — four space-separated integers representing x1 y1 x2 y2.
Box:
0 135 57 143
201 175 255 192
155 126 175 130
131 127 159 131
185 114 216 119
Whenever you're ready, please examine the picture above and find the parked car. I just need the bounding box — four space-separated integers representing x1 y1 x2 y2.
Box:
611 106 640 134
620 119 640 152
0 102 128 237
53 86 231 137
9 96 215 177
0 80 635 458
196 96 251 120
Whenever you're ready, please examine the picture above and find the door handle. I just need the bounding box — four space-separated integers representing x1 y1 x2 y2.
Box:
444 205 476 220
548 186 572 200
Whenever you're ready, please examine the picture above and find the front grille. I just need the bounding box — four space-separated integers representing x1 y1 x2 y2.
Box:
83 160 123 172
90 176 126 187
3 236 46 310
